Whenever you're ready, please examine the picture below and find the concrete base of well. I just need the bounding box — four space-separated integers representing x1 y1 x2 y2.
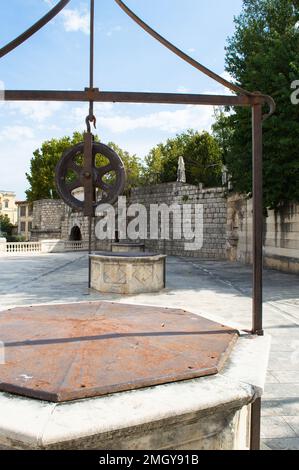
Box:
90 252 166 294
0 333 270 450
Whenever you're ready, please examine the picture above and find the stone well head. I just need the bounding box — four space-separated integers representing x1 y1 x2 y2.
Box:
90 252 167 294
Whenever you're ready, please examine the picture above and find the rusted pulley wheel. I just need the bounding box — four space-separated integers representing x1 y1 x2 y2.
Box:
55 141 126 210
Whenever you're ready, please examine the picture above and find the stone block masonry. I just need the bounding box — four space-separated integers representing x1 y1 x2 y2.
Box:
60 208 94 243
31 199 65 241
31 200 100 248
29 184 228 260
28 183 298 273
227 194 299 274
128 182 227 260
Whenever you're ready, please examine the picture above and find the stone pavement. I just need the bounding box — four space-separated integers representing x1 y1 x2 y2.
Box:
0 252 298 450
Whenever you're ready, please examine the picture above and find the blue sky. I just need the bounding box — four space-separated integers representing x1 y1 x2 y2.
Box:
0 0 243 199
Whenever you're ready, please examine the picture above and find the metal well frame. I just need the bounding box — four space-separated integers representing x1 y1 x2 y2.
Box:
0 0 275 450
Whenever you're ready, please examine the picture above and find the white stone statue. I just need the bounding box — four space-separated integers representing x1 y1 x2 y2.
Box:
177 156 186 183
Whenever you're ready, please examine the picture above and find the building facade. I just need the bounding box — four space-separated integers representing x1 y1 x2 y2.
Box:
0 190 18 225
16 201 33 241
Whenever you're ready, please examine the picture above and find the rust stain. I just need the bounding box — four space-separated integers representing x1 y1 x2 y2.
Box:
0 302 239 402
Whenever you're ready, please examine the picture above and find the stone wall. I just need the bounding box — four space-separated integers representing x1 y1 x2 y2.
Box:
128 182 227 259
30 188 299 274
31 199 65 240
31 200 93 243
227 194 299 274
61 207 92 242
30 184 228 260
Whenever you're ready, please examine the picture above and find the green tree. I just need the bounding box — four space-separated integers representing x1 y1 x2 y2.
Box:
212 108 234 165
107 142 144 193
215 0 299 208
143 130 223 187
0 214 14 238
26 132 143 201
26 132 83 201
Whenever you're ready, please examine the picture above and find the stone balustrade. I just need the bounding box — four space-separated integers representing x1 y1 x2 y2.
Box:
0 239 91 255
4 241 41 254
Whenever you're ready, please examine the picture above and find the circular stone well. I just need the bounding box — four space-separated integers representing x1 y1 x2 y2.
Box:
90 252 166 294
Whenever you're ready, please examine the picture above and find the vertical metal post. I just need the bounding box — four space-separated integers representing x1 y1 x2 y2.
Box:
83 132 94 217
89 0 95 92
87 0 95 289
250 397 262 450
252 103 264 336
88 215 93 288
83 132 94 288
250 103 264 451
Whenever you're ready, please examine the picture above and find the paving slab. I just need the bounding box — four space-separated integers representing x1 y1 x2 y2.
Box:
0 253 298 449
262 398 299 417
261 416 297 439
282 416 299 436
262 438 299 451
271 371 299 384
264 384 299 399
266 372 279 384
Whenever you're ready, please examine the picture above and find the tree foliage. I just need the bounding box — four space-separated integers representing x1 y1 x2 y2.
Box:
213 0 299 208
106 142 144 193
212 108 235 166
0 214 14 237
26 132 143 201
143 130 223 187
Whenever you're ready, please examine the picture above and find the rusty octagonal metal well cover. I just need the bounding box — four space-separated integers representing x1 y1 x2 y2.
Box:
0 302 239 402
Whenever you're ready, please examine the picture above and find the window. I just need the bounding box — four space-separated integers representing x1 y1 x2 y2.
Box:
20 222 26 232
28 222 32 232
20 206 26 217
4 200 9 209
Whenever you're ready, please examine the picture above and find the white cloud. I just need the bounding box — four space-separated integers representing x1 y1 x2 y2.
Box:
6 102 64 123
106 25 123 37
0 125 35 141
0 133 40 198
44 1 124 37
61 8 90 35
54 101 214 138
0 98 216 197
44 1 89 35
95 105 214 134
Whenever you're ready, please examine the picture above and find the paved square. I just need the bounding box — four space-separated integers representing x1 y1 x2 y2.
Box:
0 253 298 450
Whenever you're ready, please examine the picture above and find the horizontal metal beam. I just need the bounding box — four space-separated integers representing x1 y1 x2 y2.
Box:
4 90 261 106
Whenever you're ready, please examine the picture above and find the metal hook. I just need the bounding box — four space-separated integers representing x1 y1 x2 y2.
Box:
262 95 276 121
85 114 97 133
